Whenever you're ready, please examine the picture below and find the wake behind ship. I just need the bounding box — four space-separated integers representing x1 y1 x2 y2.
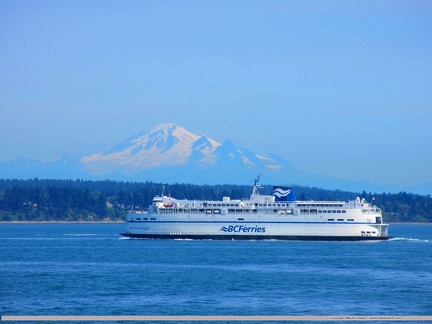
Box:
121 179 390 241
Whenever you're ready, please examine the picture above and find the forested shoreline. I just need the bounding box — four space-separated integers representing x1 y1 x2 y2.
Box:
0 179 431 223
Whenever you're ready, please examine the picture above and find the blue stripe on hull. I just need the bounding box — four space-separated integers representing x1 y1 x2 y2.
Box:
120 233 391 241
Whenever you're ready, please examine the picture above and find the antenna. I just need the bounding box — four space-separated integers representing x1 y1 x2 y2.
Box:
252 175 261 196
254 175 260 186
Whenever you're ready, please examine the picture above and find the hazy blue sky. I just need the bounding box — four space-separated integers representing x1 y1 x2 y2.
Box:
1 0 431 188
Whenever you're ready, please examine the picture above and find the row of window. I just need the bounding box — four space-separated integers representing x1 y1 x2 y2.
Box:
320 210 347 213
300 209 348 214
154 208 354 216
297 203 344 208
206 203 291 207
361 231 377 235
134 217 357 222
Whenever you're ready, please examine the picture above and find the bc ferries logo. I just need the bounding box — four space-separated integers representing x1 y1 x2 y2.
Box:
220 225 266 233
272 186 296 202
272 187 291 198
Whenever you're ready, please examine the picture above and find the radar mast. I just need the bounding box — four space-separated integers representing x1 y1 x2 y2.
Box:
252 175 261 196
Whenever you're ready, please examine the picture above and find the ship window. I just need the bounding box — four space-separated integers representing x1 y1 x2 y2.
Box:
135 218 141 220
328 219 334 221
318 210 322 213
342 210 346 213
337 219 344 221
150 218 156 220
337 210 341 213
238 218 244 220
348 219 354 221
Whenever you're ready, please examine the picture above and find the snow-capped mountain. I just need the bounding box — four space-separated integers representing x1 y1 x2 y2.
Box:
81 123 220 174
79 123 292 184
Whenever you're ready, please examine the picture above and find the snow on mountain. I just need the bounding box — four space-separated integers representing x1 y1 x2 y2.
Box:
80 123 285 177
81 123 222 174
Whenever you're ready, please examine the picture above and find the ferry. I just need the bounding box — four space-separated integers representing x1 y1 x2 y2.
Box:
121 178 390 241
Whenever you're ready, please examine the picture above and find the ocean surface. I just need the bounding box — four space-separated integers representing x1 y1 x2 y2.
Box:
1 223 431 323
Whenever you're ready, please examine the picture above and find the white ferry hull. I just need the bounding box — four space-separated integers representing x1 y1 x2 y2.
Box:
122 216 390 241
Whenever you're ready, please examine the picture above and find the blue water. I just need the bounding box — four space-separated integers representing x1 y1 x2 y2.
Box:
0 223 431 322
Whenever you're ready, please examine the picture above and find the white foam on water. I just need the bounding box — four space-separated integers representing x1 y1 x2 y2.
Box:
390 237 431 243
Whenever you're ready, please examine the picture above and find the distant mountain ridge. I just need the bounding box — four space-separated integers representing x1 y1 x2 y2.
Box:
79 123 295 184
1 123 431 195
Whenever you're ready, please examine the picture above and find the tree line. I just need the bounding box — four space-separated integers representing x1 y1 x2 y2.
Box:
0 178 430 222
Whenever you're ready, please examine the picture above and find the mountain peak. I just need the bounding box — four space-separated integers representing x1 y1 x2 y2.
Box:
80 123 288 179
150 122 179 132
81 123 222 174
146 123 199 145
